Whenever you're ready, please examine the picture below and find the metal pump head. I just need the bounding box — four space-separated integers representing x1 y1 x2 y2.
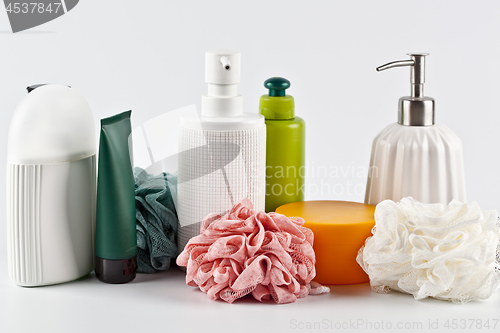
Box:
377 53 435 126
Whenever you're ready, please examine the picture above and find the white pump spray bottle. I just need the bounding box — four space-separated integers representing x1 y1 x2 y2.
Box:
177 49 266 253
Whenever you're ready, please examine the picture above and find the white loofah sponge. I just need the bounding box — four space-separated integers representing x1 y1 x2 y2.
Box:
357 197 500 303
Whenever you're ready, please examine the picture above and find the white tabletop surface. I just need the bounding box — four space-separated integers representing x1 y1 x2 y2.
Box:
1 259 499 333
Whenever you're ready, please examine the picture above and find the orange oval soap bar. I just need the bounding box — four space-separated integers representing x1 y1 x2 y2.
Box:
276 201 375 285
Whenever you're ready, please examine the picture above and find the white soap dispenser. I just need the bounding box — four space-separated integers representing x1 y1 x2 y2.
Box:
177 49 266 253
6 84 96 286
365 53 466 206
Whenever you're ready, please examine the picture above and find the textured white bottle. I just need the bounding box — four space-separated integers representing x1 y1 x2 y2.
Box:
6 84 96 286
177 50 266 253
177 122 266 253
365 123 466 206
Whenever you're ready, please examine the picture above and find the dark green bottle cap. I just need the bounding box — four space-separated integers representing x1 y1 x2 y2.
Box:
259 77 295 120
265 77 290 97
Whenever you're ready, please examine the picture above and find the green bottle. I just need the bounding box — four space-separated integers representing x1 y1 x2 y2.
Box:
259 77 305 212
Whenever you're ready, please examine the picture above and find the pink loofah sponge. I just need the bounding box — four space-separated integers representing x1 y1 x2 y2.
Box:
176 199 329 304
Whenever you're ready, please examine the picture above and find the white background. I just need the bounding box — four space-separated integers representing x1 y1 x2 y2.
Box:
1 1 499 332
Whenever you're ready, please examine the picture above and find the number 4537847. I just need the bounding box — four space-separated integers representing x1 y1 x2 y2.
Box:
6 3 62 14
444 319 499 330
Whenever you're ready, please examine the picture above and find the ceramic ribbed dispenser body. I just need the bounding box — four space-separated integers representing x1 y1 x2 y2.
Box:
7 84 96 286
177 50 266 254
365 54 466 206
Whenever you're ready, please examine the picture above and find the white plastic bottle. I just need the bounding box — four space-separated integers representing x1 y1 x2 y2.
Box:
365 54 466 206
6 84 96 286
177 50 266 253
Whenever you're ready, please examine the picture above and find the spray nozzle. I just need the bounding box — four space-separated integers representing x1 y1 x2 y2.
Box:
202 49 243 117
205 49 240 85
377 53 435 126
377 53 428 98
264 77 290 97
220 56 231 71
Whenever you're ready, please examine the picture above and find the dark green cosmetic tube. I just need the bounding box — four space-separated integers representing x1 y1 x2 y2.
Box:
95 111 137 284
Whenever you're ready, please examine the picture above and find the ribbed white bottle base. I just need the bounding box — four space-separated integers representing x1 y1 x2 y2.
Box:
365 123 466 206
7 156 96 286
177 126 266 254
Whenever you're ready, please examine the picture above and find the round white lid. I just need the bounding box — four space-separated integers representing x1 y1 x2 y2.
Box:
8 84 96 165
